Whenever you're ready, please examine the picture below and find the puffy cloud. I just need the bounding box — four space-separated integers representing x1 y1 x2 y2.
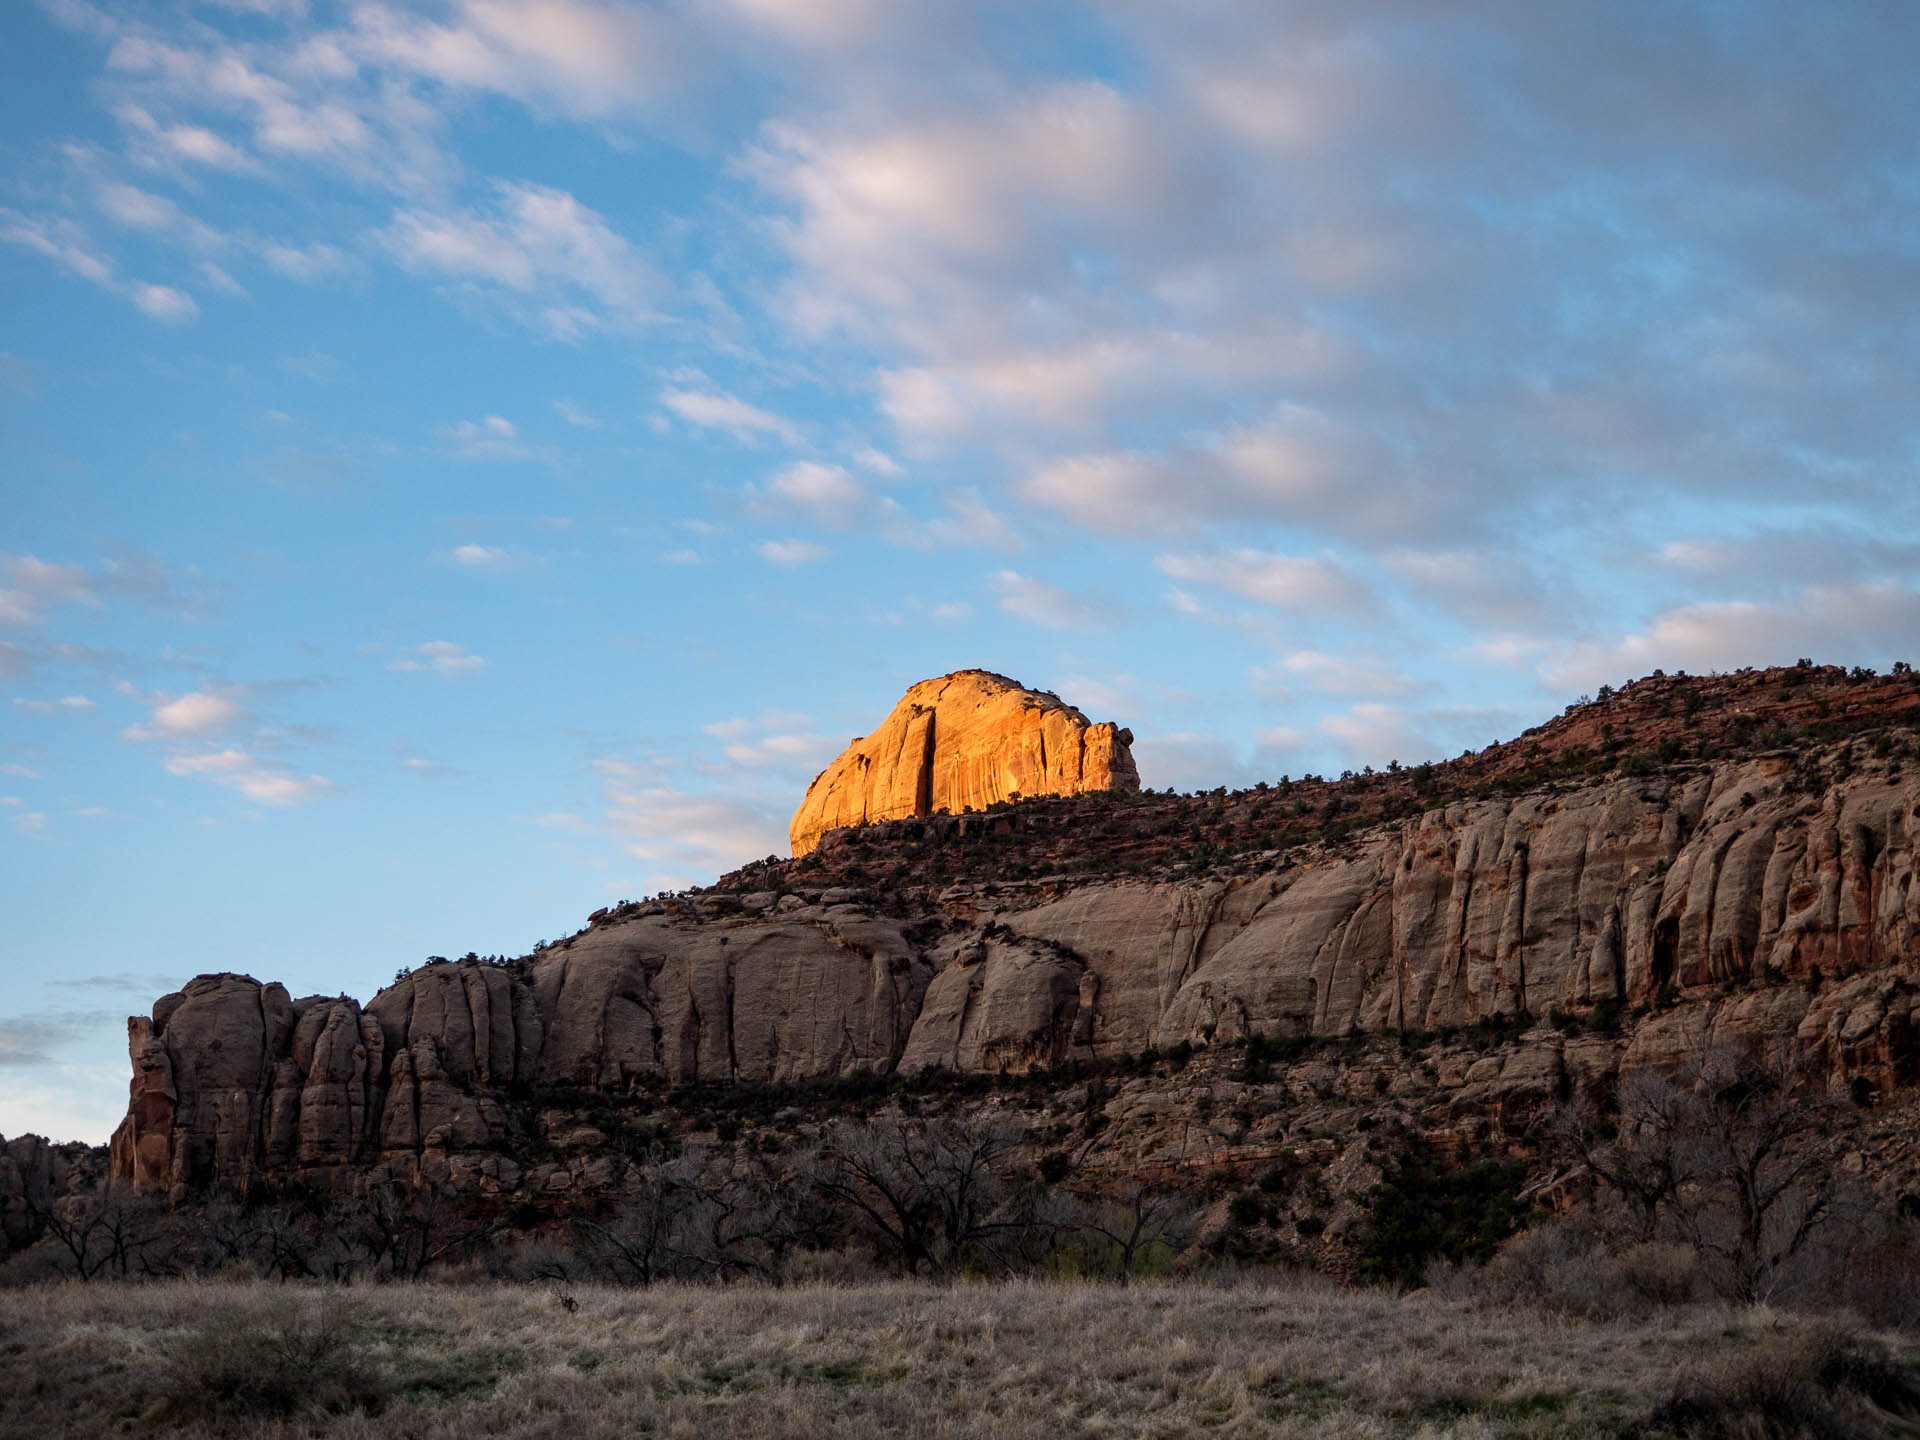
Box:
661 388 801 445
388 641 486 675
989 570 1095 629
452 544 511 571
0 211 198 323
163 747 333 805
123 690 241 741
759 461 868 526
385 183 662 337
0 554 96 629
1157 549 1372 617
1253 651 1414 698
442 415 530 460
756 539 828 568
603 781 788 881
348 0 695 120
1545 583 1920 693
12 696 94 715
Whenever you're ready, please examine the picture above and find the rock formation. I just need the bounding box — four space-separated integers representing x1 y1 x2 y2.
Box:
102 665 1920 1199
789 670 1139 856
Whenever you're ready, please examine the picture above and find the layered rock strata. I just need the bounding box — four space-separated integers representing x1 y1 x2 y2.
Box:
113 753 1920 1194
789 670 1139 856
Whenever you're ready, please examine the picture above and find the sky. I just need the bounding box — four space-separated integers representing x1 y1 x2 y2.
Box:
4 0 1920 1144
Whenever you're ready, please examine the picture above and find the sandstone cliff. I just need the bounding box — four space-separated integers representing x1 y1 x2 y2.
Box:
788 670 1139 856
112 719 1920 1196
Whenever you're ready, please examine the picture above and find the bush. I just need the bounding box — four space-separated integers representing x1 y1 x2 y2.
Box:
154 1293 378 1423
1652 1322 1920 1439
1356 1147 1532 1287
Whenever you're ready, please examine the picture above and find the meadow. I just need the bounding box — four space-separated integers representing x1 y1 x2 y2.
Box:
4 1276 1916 1439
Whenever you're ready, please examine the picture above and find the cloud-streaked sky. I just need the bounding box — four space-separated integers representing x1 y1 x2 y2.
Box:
6 0 1919 1142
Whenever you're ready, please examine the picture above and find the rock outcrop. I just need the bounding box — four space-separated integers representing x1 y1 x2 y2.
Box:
789 670 1139 856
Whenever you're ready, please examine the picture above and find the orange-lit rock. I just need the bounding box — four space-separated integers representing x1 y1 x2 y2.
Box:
789 669 1140 856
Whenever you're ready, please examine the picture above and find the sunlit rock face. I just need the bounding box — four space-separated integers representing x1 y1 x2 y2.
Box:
788 670 1141 857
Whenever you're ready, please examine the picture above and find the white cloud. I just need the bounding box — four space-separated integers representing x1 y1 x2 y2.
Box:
385 182 661 337
263 241 347 282
123 690 240 741
12 696 94 715
927 490 1022 551
553 398 600 428
761 461 869 526
0 554 96 628
989 570 1094 629
129 283 199 323
453 543 510 571
852 445 901 476
0 764 38 778
349 0 691 119
661 388 801 445
1158 549 1372 616
442 415 529 460
388 640 486 675
1254 650 1414 698
1545 583 1920 692
757 539 828 567
164 747 333 805
13 812 47 834
604 779 788 879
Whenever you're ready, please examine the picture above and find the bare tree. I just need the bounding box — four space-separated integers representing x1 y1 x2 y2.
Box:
1067 1183 1199 1282
28 1183 166 1281
1560 1054 1853 1303
805 1115 1030 1277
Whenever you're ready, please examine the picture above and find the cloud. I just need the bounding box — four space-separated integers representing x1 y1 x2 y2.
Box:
553 398 600 428
0 210 198 323
1158 549 1372 616
245 447 354 495
1545 583 1920 693
120 690 241 742
163 747 333 805
989 570 1095 629
926 490 1022 551
1254 650 1414 698
603 779 788 880
442 415 530 460
0 554 96 628
349 0 695 120
388 640 486 675
263 241 348 282
12 696 95 715
661 388 802 445
385 182 662 337
852 446 901 476
758 461 868 526
13 811 47 835
452 543 511 571
756 539 828 568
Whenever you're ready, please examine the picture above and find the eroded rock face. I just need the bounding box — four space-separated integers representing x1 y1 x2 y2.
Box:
789 670 1140 856
110 757 1920 1193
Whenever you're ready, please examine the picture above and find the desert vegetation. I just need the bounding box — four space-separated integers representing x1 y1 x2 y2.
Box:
6 1274 1919 1439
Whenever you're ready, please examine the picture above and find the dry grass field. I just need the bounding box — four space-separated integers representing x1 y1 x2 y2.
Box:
3 1277 1918 1439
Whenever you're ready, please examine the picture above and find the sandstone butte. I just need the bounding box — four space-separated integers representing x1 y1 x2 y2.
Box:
787 669 1140 857
83 664 1920 1209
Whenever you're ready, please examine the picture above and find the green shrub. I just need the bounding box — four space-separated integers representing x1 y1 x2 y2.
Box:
1356 1148 1532 1287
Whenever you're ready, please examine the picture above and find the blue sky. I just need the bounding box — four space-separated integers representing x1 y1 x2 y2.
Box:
5 0 1920 1142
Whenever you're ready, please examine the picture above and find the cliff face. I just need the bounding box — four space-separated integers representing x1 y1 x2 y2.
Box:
111 746 1920 1196
788 670 1139 856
